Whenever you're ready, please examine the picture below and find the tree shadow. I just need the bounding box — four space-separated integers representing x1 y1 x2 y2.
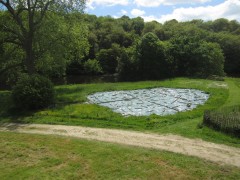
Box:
0 122 32 131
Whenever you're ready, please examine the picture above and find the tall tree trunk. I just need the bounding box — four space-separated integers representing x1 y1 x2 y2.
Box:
25 38 35 75
25 1 35 75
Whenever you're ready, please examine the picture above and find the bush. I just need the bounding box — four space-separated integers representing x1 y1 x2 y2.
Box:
12 74 55 110
203 106 240 137
83 59 103 75
97 44 123 74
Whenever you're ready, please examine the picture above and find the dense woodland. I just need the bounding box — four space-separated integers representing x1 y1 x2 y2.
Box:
1 10 240 84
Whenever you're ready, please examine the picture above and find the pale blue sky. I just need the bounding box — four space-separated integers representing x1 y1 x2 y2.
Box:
86 0 240 23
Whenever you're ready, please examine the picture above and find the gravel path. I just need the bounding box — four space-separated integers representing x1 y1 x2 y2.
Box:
1 123 240 167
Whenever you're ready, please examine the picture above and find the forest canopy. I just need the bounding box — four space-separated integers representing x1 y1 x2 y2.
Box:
1 8 240 84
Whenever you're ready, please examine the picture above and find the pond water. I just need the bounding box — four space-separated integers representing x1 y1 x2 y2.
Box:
0 75 117 90
87 88 209 116
52 75 117 86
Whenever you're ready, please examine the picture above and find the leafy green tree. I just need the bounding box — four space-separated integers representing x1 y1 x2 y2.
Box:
187 41 224 77
137 32 171 79
118 15 132 32
97 44 123 74
0 0 86 75
132 17 144 35
117 46 139 81
208 32 240 75
210 18 230 32
143 21 161 34
170 36 225 77
83 59 103 75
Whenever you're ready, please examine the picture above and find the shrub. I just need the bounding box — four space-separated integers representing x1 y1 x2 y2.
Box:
97 44 123 74
203 106 240 137
83 59 103 75
12 74 55 110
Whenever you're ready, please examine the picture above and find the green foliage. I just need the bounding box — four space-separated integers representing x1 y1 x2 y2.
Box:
169 36 225 78
203 106 240 137
137 32 172 79
12 75 55 110
132 17 144 35
0 1 88 80
35 13 90 77
117 46 139 81
83 59 103 75
208 32 240 75
97 44 123 74
1 9 240 82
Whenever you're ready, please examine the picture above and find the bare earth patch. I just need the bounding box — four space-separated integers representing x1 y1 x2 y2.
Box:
0 123 240 167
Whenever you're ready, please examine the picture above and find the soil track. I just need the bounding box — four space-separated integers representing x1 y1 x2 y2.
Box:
1 123 240 167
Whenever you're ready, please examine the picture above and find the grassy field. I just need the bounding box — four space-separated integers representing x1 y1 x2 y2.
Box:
0 132 240 179
0 77 240 178
0 78 240 147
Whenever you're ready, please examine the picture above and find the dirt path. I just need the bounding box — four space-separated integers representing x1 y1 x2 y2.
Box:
1 123 240 167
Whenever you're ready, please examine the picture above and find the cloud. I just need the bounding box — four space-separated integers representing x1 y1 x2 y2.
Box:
158 0 240 22
134 0 211 7
87 0 129 10
131 9 145 17
121 9 128 15
142 15 159 22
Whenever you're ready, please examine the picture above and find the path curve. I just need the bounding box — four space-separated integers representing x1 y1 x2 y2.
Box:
1 123 240 167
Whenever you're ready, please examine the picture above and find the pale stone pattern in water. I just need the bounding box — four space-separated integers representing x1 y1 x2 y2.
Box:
87 88 209 116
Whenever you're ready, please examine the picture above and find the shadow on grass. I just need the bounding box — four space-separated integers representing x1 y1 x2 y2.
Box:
0 122 33 131
0 90 54 124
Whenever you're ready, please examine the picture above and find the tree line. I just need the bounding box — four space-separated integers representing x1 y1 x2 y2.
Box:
1 5 240 85
69 15 240 80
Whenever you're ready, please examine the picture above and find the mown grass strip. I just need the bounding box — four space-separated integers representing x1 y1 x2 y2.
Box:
0 132 240 180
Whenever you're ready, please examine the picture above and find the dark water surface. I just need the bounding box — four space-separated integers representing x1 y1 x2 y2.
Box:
0 75 117 90
52 74 117 86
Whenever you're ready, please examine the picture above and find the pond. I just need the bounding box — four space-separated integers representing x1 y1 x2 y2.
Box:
0 75 117 90
52 74 117 86
87 88 209 116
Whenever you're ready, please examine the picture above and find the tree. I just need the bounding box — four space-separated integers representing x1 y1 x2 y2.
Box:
97 44 123 74
132 17 144 35
117 45 139 81
208 32 240 75
169 36 225 78
143 21 160 35
137 32 171 79
0 0 86 75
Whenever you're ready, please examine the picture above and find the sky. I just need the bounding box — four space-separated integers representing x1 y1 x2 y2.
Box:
86 0 240 23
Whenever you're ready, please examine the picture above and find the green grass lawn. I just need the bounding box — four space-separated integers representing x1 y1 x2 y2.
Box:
0 132 240 180
0 78 240 147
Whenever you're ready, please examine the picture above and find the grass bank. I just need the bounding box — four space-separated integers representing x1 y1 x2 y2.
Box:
0 132 239 179
0 78 239 146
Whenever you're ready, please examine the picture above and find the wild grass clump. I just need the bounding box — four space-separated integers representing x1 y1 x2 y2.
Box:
203 106 240 137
